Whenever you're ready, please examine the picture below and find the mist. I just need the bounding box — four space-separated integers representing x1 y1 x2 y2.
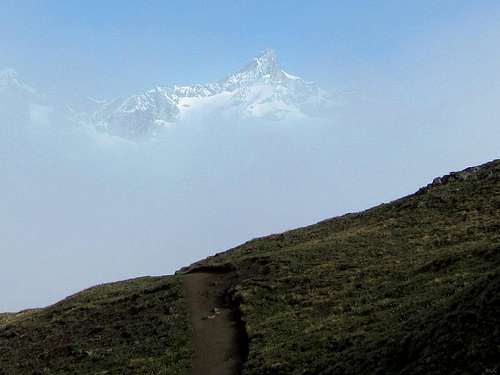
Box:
2 12 500 312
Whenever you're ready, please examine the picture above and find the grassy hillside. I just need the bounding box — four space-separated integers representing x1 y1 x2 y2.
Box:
186 159 500 375
1 159 499 374
0 276 190 374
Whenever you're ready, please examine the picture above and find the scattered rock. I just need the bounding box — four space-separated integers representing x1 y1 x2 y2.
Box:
207 307 221 319
432 177 442 186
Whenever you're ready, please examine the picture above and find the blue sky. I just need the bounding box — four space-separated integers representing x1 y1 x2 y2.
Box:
1 1 496 97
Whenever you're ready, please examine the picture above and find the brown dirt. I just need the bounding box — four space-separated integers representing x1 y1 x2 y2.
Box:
183 272 245 375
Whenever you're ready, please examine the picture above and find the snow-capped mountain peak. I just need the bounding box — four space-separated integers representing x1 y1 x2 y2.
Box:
80 50 333 139
1 51 333 139
0 68 55 128
0 68 18 82
222 49 293 90
0 69 36 94
236 48 281 79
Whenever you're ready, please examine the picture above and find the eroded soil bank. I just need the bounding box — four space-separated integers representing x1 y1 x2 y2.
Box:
183 272 246 375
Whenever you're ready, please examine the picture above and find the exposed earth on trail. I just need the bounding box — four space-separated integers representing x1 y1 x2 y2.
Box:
183 271 246 375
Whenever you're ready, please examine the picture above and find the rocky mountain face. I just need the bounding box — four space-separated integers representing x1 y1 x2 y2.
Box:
0 50 332 139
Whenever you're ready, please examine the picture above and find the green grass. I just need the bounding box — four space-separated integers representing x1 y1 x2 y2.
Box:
1 159 499 374
188 159 500 375
0 276 190 374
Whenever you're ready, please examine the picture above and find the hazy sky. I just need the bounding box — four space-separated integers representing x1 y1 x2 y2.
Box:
1 1 500 311
0 1 495 97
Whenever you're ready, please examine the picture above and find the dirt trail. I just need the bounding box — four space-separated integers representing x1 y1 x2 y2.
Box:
183 272 245 375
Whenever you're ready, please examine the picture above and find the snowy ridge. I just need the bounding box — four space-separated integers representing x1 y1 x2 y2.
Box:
0 50 333 139
0 68 50 125
0 69 37 95
89 49 333 138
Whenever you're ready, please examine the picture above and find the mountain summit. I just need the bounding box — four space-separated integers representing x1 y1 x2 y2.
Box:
0 69 44 123
0 69 36 95
87 49 332 139
0 69 19 86
222 48 283 89
0 50 332 139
